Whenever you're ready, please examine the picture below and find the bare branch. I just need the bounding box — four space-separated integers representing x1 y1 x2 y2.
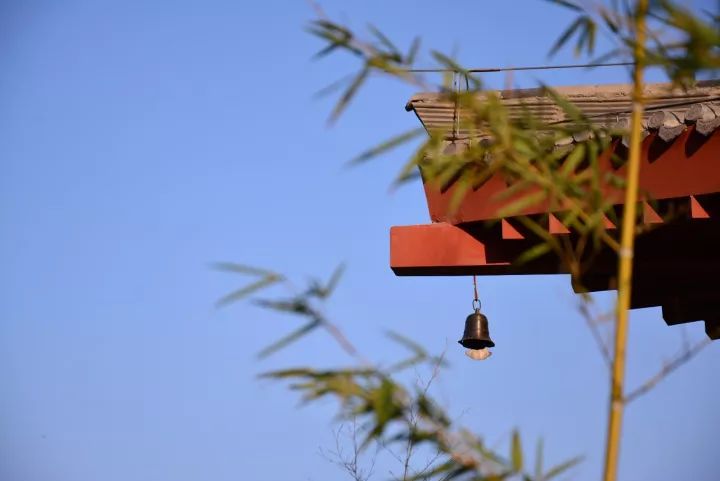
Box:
577 296 613 368
624 337 712 404
320 419 377 481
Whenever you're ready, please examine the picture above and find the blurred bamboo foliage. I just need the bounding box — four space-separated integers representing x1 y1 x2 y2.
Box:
216 1 717 479
216 264 583 480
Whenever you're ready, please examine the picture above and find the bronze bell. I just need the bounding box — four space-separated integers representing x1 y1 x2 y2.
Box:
459 309 495 349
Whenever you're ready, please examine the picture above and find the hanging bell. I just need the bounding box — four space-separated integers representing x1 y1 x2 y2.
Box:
458 309 495 349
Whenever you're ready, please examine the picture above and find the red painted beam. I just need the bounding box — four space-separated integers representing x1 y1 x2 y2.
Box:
390 223 511 276
423 129 720 224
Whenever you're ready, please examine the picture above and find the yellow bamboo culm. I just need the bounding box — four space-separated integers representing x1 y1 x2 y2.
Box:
602 1 649 481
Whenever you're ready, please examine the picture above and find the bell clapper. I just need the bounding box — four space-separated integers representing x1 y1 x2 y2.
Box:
465 348 492 361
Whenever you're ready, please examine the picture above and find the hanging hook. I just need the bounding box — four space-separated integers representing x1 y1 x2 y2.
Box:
472 275 480 311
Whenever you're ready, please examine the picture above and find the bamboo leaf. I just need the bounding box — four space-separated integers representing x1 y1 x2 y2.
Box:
257 319 322 359
323 263 346 297
387 355 425 373
305 263 346 299
448 176 473 215
543 85 587 124
329 66 370 124
312 73 354 99
348 128 424 165
368 23 400 57
259 367 316 379
253 298 313 316
496 191 547 218
212 262 281 278
579 18 596 56
215 276 281 307
544 0 583 12
260 367 376 380
406 460 456 480
431 51 475 82
600 8 621 33
416 394 451 426
516 242 553 265
544 456 583 480
511 430 523 472
386 330 428 356
407 37 421 65
560 143 586 177
549 16 586 57
535 438 544 481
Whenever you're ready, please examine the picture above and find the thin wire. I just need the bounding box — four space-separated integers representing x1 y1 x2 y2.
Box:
407 61 633 74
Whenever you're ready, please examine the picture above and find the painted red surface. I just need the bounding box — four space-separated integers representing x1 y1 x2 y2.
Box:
422 128 720 224
390 129 720 338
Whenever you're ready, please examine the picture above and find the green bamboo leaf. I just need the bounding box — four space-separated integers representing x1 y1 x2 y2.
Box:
212 262 281 278
548 16 586 57
363 379 401 445
496 191 547 218
367 23 400 57
312 20 352 36
448 176 473 215
260 366 376 380
431 51 477 87
312 73 354 99
600 8 621 33
391 138 436 188
323 263 346 297
215 276 281 307
577 18 596 56
257 319 322 359
407 37 421 65
487 472 513 481
416 394 451 426
544 0 583 12
560 143 586 177
516 242 553 265
387 355 425 373
542 85 587 124
312 40 342 59
306 24 362 58
386 330 428 356
511 430 523 472
348 128 424 166
543 456 583 480
406 460 456 480
253 298 313 316
329 66 369 124
535 438 544 481
493 178 533 202
259 367 315 379
374 378 396 426
305 263 346 299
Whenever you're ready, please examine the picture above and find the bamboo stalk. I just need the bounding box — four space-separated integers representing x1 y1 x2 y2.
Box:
602 2 648 481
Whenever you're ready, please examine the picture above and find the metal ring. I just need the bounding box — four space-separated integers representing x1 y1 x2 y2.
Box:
472 299 481 310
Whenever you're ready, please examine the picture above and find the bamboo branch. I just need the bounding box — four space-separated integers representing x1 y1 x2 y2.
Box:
578 299 614 368
624 338 711 404
603 2 649 481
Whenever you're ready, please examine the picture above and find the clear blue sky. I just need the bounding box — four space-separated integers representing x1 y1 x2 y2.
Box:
1 1 717 480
